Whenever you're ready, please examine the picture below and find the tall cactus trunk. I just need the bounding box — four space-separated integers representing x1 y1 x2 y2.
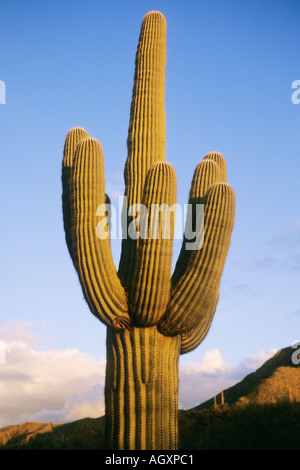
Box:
105 326 181 450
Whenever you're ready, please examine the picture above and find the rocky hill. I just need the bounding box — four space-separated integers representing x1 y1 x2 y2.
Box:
193 346 300 410
0 422 58 447
0 345 299 450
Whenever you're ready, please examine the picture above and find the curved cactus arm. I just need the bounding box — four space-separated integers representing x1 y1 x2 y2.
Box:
118 11 167 288
203 151 227 181
62 127 89 263
158 153 235 336
128 161 177 326
63 134 130 330
179 295 218 355
171 157 221 280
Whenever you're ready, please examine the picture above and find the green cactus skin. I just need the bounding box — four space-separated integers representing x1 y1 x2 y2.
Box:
61 11 235 450
105 326 180 450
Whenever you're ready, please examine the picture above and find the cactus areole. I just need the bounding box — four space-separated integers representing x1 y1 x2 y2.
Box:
61 11 235 450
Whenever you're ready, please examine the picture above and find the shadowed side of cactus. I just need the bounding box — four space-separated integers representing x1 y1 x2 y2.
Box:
61 11 235 450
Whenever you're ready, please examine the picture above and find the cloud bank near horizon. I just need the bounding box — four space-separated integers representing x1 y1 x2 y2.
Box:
0 320 276 428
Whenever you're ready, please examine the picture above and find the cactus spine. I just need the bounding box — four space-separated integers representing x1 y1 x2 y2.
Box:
62 11 235 450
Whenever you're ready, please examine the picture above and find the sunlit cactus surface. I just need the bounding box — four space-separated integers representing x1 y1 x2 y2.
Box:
62 11 235 450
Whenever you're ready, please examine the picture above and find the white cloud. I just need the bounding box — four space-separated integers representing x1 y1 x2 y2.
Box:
0 319 105 428
0 319 38 346
180 348 229 375
178 348 276 409
21 384 105 425
0 319 276 428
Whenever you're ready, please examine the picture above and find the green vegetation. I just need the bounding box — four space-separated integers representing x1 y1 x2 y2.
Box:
179 401 300 450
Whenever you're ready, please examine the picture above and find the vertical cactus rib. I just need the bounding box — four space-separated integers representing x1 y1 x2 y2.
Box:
171 158 221 281
62 127 89 264
105 326 181 450
204 151 227 182
129 161 177 326
119 11 167 288
159 179 235 336
190 158 223 198
70 137 130 329
126 11 167 204
179 295 219 354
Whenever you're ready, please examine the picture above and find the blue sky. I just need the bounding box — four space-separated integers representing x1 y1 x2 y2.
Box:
0 0 299 425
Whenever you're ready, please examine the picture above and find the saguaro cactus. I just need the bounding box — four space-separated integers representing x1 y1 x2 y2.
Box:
62 11 235 450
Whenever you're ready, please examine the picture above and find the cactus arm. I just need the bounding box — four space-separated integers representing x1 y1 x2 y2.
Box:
179 295 218 354
118 11 167 288
128 161 177 326
66 136 130 329
170 157 221 281
125 11 167 204
159 154 235 336
203 151 227 181
62 127 89 263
